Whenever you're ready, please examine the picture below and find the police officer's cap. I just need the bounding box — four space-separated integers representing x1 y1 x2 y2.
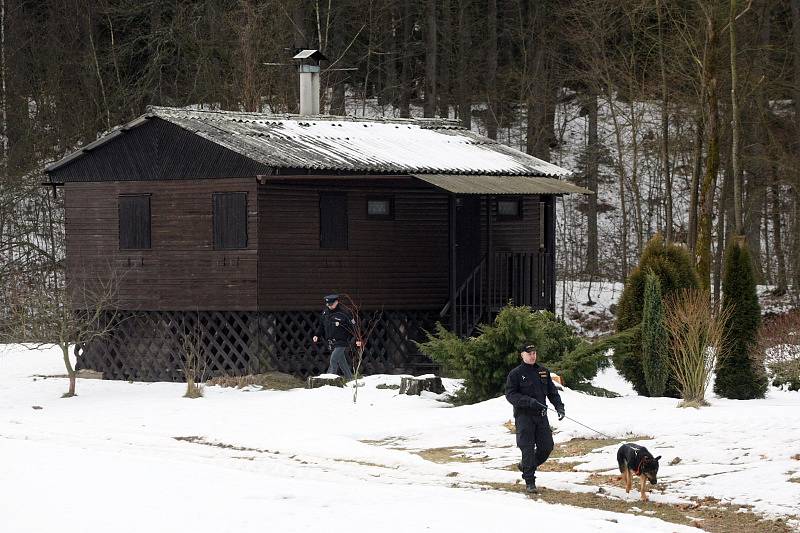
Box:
519 343 537 353
324 294 339 304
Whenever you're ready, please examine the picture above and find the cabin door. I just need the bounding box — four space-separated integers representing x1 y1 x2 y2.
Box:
455 196 482 286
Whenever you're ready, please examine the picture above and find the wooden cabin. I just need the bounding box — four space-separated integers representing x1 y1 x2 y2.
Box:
44 106 587 381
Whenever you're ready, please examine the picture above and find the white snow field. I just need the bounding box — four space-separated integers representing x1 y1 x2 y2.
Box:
1 345 799 533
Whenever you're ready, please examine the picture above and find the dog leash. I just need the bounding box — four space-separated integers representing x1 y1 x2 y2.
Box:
532 399 616 440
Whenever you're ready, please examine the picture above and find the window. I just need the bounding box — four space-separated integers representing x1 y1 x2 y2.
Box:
213 192 248 249
119 195 151 250
320 192 348 249
367 197 394 220
497 198 522 219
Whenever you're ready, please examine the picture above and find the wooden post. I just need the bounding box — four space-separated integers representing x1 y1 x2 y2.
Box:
547 196 557 313
449 195 457 332
487 196 494 310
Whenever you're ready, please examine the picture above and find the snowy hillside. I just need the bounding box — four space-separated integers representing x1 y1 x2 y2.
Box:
1 346 798 532
556 280 797 337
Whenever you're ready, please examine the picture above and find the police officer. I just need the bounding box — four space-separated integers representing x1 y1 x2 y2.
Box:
505 342 565 493
312 294 360 380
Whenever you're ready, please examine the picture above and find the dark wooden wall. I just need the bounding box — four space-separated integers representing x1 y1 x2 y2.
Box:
65 175 549 313
481 196 543 253
257 179 450 311
65 178 258 310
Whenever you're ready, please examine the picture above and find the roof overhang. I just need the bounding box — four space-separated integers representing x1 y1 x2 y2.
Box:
44 114 152 175
412 174 591 195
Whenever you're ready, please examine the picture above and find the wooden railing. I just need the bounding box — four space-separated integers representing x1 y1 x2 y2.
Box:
489 251 553 311
440 255 487 337
440 251 553 338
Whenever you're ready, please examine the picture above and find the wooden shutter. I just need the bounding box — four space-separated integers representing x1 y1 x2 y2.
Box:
320 192 348 249
213 192 248 249
119 195 151 250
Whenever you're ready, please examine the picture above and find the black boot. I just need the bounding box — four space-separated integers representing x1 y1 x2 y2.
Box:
525 479 538 494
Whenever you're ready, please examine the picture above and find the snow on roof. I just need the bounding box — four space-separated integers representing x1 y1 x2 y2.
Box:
46 106 572 178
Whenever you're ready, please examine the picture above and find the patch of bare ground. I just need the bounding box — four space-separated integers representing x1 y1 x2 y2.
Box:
173 435 281 455
481 482 796 533
359 436 407 447
206 372 304 391
414 446 490 464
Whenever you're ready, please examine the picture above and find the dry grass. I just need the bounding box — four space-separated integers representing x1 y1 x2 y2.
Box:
206 372 305 391
482 482 797 533
414 446 490 464
678 399 711 408
359 436 407 447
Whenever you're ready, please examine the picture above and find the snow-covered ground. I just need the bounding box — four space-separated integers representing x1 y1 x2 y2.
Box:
2 345 799 533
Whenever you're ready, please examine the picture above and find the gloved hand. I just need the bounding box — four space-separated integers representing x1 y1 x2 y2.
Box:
557 409 565 421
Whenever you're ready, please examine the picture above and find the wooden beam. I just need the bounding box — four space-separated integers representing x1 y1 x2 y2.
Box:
449 195 457 332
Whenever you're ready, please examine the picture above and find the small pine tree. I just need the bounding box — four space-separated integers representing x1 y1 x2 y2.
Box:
641 271 669 396
417 305 593 404
715 237 768 399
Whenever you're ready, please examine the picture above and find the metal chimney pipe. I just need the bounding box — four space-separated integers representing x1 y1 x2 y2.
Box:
299 64 320 115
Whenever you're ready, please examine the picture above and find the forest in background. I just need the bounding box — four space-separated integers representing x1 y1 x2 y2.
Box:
1 0 798 313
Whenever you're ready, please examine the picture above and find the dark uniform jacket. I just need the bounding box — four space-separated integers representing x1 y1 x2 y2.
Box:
317 307 356 348
505 362 565 446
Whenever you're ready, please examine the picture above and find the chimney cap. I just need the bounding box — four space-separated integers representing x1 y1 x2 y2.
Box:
293 49 328 61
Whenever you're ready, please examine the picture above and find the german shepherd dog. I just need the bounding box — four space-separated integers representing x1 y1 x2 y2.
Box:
617 443 661 501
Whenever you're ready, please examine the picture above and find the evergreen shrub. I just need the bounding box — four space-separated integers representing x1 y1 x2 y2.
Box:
614 235 699 395
641 271 669 396
714 238 768 399
417 305 600 404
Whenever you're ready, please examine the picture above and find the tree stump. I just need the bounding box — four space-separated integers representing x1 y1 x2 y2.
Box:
306 374 346 389
399 375 445 395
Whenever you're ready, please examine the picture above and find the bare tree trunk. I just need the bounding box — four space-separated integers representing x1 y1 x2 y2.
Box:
792 0 800 294
438 0 451 118
658 0 672 242
729 0 743 235
763 192 772 284
0 0 7 176
689 112 704 252
457 0 471 128
628 99 644 257
524 2 552 160
399 0 412 118
773 179 789 292
697 2 720 293
239 0 259 112
486 0 498 139
744 178 765 281
715 158 732 304
794 189 800 295
383 10 398 109
87 12 111 130
585 90 599 276
61 343 76 397
424 0 437 118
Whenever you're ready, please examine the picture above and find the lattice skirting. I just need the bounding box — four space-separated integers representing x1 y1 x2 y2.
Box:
76 310 438 382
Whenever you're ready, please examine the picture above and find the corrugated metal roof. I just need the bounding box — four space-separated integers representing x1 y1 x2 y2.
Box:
46 107 573 178
412 174 591 195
